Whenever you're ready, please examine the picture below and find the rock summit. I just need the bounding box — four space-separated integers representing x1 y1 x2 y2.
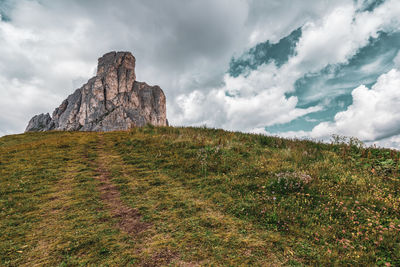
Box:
25 51 167 132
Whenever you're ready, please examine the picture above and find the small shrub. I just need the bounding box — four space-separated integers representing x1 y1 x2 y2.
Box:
268 172 313 194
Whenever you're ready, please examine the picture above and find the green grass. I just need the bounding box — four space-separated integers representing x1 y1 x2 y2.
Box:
0 126 399 266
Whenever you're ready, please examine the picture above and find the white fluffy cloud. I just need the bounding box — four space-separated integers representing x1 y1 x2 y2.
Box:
310 69 400 141
281 68 400 148
173 61 323 132
245 0 349 45
173 0 400 134
368 134 400 150
0 0 250 133
290 0 400 74
394 51 400 68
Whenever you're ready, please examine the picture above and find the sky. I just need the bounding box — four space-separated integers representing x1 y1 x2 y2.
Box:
1 0 400 149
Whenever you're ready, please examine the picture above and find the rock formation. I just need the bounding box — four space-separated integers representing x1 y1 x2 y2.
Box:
25 51 167 132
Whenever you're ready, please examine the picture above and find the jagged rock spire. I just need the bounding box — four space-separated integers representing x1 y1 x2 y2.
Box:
25 51 167 132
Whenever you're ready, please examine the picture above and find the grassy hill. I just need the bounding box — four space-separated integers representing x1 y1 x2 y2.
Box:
0 126 399 266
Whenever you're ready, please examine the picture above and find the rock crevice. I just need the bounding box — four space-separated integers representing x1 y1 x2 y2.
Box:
25 51 167 132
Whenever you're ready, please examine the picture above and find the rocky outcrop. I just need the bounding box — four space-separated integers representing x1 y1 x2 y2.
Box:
25 113 52 132
25 51 167 132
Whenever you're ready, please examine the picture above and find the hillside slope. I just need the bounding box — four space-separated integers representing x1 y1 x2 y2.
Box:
0 127 399 266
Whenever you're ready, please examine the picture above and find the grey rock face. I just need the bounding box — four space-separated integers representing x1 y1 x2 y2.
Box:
25 51 167 132
25 113 52 132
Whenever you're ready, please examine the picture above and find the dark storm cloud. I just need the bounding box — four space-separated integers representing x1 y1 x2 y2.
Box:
0 0 250 134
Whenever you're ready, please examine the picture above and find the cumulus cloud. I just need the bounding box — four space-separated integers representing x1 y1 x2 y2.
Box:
173 62 323 132
0 0 350 135
394 51 400 68
173 0 400 134
309 69 400 141
290 0 400 74
368 134 400 150
0 0 250 133
281 68 400 146
245 0 349 45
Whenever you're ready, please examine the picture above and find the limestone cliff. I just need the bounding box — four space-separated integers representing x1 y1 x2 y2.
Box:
25 51 167 132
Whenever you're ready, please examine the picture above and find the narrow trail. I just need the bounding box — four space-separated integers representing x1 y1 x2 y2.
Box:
96 134 150 236
103 134 283 266
94 133 282 265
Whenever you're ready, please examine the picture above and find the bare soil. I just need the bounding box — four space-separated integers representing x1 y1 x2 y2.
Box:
96 135 150 235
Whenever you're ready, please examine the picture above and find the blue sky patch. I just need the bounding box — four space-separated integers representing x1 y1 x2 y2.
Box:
266 94 353 134
358 0 386 12
0 0 13 21
288 31 400 107
225 19 400 136
264 30 400 134
228 27 302 77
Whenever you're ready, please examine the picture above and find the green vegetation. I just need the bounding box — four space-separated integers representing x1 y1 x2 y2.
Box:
0 126 399 266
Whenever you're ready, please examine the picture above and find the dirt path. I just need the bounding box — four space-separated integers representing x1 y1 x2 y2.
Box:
94 133 282 265
96 134 150 236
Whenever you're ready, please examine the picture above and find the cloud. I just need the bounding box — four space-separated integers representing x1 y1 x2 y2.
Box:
245 0 349 45
0 0 348 135
394 51 400 68
291 0 400 74
173 0 400 134
173 62 323 132
268 67 400 149
0 1 97 133
305 69 400 142
368 134 400 149
0 0 250 134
